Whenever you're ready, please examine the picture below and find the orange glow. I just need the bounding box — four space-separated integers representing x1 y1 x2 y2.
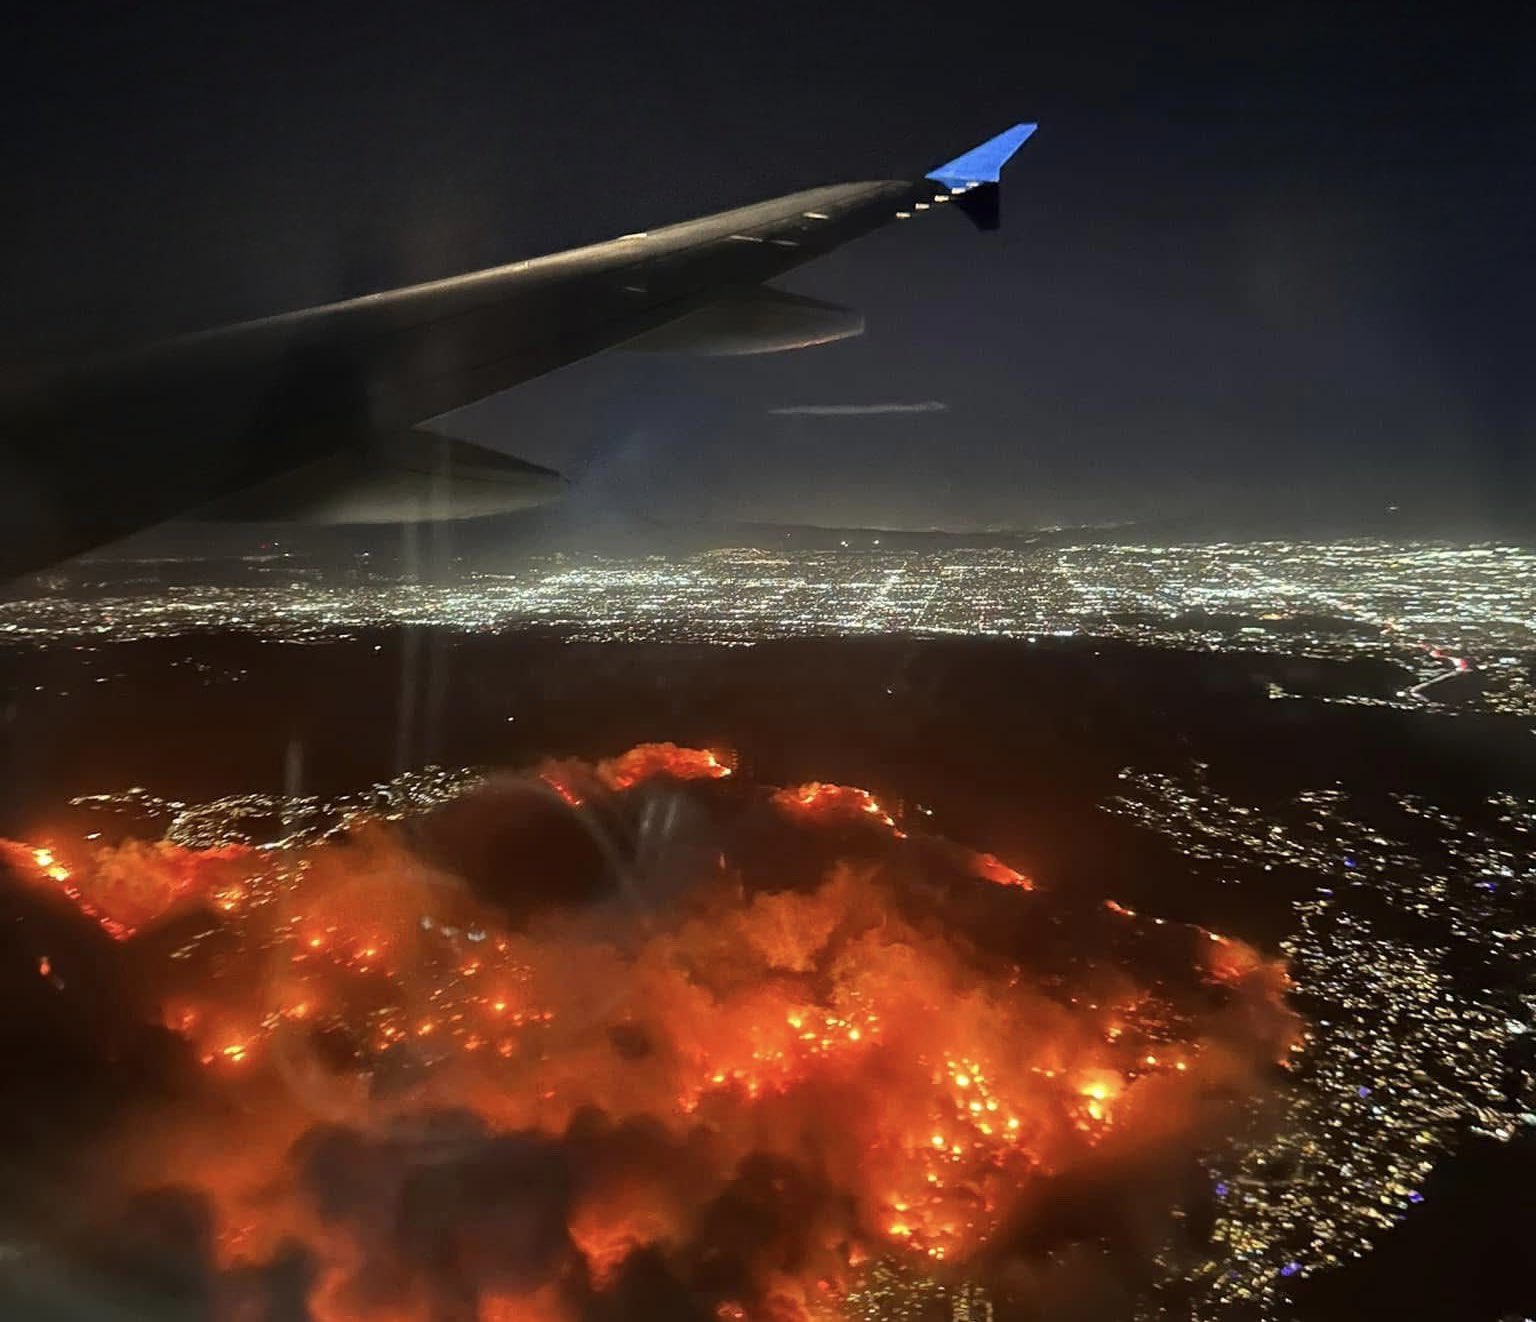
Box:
597 742 734 789
1205 931 1268 985
540 774 585 808
771 782 898 829
968 851 1033 889
0 746 1298 1322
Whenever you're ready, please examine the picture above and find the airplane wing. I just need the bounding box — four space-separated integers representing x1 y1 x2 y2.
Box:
0 123 1036 581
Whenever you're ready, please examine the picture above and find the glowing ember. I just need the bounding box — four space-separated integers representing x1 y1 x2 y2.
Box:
597 742 733 790
0 746 1298 1322
771 782 899 830
967 850 1033 890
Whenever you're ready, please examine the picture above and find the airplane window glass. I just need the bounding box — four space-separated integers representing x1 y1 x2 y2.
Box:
1 7 1532 1321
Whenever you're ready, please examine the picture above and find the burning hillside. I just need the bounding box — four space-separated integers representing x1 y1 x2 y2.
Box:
0 745 1299 1321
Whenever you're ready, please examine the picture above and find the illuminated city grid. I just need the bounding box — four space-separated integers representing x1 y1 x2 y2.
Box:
1107 769 1536 1319
4 540 1535 716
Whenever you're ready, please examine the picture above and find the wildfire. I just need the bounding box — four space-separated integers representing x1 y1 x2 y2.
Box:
597 742 734 790
967 850 1033 890
772 782 899 830
0 745 1299 1322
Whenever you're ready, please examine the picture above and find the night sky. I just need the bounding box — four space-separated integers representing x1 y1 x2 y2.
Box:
3 2 1530 534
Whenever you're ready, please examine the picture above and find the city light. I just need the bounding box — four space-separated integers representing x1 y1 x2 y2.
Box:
5 540 1532 716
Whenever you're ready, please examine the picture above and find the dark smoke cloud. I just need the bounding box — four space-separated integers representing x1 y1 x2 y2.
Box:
294 1113 575 1316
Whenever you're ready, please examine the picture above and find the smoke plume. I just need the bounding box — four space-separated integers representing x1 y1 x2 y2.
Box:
0 745 1299 1321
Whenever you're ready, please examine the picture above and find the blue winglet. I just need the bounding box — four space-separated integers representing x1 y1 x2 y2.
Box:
925 122 1038 189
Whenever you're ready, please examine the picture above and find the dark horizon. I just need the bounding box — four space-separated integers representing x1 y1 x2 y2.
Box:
4 1 1530 535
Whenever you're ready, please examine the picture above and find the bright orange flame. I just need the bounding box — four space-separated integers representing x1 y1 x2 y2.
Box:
597 742 734 790
0 746 1298 1322
969 851 1033 890
772 782 898 829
